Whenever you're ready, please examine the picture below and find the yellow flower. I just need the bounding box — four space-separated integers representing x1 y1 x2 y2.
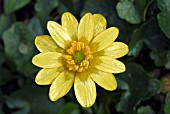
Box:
32 12 129 107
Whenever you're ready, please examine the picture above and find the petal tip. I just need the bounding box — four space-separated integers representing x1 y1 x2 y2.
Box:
34 36 40 47
112 27 119 34
32 55 41 68
47 21 55 29
107 82 117 91
35 79 41 85
126 45 129 55
47 21 52 25
49 95 58 101
78 98 96 108
62 12 72 15
121 64 126 73
62 12 72 19
84 12 92 15
49 89 59 102
32 56 37 66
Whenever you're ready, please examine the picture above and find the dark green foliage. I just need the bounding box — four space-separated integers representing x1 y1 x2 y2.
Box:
0 0 169 114
165 92 170 114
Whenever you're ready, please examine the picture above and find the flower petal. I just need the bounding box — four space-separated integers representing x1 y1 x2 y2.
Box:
74 71 96 107
93 42 129 58
49 70 75 101
47 21 72 49
62 12 78 41
35 35 64 53
78 13 94 45
35 67 65 85
32 52 63 68
89 27 119 53
90 56 125 73
93 14 106 37
89 66 117 91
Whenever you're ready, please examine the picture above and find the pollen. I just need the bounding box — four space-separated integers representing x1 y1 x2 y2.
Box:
63 41 93 72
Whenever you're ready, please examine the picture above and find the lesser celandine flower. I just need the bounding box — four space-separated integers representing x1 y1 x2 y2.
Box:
32 12 129 107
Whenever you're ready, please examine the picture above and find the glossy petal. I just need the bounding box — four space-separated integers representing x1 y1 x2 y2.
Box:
93 14 106 37
78 13 94 45
89 66 117 91
62 12 78 41
90 56 125 73
47 21 72 49
93 42 129 58
49 70 75 101
90 27 119 53
35 35 64 53
74 71 96 107
35 67 65 85
32 52 63 68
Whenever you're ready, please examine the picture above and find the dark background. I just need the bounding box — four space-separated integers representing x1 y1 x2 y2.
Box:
0 0 170 114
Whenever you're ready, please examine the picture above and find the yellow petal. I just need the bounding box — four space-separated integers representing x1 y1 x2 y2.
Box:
62 12 78 41
32 52 63 68
90 56 125 73
35 35 64 53
49 70 75 101
47 21 72 49
74 71 96 107
35 67 65 85
89 66 117 91
89 27 119 53
93 42 129 58
93 14 106 37
78 13 94 45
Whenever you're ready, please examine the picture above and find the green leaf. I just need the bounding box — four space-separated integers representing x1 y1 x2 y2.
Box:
14 57 37 78
58 0 74 15
6 86 65 114
157 0 170 39
128 27 144 56
28 17 44 37
140 20 167 52
129 18 170 68
3 25 20 58
34 0 58 27
58 0 84 16
3 22 34 58
35 0 58 16
137 106 155 114
116 63 161 114
157 0 170 11
0 14 13 37
117 78 129 90
129 18 168 56
150 51 168 67
81 0 113 17
165 51 170 69
81 0 134 43
58 102 80 114
7 99 30 114
165 92 170 114
158 12 170 39
116 0 152 24
164 93 170 114
2 22 36 77
4 0 31 14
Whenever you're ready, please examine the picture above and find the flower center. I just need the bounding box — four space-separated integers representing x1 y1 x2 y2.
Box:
73 53 85 65
63 41 93 72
